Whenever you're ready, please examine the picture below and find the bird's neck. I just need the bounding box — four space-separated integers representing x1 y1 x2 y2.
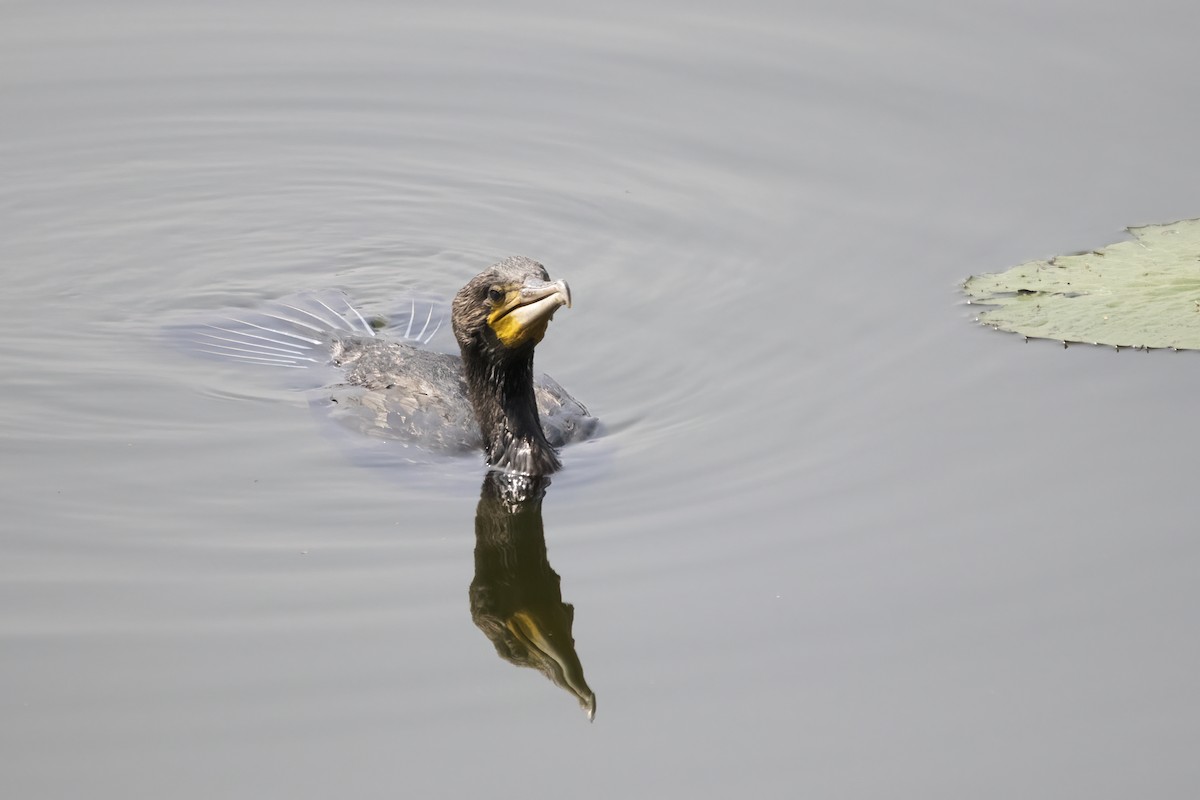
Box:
463 349 561 475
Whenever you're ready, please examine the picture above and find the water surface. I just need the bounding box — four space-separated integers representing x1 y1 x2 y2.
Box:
3 1 1200 797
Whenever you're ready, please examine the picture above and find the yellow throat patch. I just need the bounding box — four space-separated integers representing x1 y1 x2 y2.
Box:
488 309 548 348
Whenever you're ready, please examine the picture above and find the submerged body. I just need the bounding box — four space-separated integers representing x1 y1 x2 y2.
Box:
184 256 596 475
328 335 595 456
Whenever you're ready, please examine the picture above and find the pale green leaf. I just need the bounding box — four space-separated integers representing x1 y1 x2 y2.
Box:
964 218 1200 349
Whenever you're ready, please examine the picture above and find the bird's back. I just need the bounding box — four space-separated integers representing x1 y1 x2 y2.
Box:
330 336 596 452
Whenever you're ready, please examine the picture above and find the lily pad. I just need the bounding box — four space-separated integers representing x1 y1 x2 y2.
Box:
964 218 1200 350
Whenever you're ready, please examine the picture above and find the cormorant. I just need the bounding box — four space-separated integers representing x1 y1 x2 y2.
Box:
184 256 597 475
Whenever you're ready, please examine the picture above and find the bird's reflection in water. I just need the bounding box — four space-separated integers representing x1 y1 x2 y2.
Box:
469 471 595 720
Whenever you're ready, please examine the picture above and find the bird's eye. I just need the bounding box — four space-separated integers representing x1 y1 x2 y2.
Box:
487 287 505 304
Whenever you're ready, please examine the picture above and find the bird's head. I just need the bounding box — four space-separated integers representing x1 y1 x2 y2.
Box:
452 256 572 363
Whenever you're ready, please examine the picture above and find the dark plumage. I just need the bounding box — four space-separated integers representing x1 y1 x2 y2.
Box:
181 256 596 475
451 257 581 474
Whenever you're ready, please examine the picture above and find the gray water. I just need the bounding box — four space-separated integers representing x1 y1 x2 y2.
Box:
4 1 1200 797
